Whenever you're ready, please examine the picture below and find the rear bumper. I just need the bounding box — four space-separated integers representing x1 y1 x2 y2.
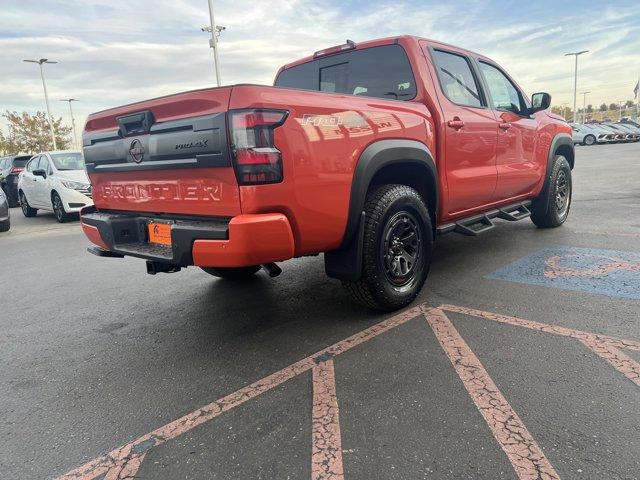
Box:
80 208 295 267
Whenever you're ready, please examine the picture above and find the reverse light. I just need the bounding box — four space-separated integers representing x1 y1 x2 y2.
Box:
229 109 288 185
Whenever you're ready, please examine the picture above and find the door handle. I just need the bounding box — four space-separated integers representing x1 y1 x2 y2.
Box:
499 122 512 130
447 119 465 130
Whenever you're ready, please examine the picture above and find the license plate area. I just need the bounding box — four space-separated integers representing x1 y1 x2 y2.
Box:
147 222 172 245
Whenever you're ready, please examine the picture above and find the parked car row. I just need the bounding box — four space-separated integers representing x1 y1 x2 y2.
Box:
570 121 640 145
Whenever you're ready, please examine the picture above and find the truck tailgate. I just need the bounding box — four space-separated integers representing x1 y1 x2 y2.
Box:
83 87 240 217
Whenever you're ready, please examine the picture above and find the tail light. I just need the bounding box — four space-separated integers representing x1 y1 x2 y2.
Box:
229 109 288 185
10 166 23 174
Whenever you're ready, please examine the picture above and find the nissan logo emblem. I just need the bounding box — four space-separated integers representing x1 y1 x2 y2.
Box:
129 139 145 163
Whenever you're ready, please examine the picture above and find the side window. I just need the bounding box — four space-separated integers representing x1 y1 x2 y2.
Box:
27 157 39 172
431 50 483 108
479 62 527 115
39 157 50 174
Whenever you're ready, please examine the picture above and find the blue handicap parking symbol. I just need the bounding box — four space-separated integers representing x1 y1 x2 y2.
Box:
486 246 640 300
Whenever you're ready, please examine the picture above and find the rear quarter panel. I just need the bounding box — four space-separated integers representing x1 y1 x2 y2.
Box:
229 85 435 255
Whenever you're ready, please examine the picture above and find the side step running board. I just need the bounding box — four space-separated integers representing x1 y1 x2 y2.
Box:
454 215 495 236
437 200 532 237
497 204 531 221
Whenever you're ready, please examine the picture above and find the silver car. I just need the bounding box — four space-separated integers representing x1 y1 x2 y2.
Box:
0 187 10 232
583 123 617 143
569 123 598 145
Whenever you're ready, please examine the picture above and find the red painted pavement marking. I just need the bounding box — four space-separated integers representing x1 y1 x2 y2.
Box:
56 304 426 480
578 340 640 387
56 302 640 479
440 304 640 353
544 253 640 279
312 359 344 480
426 309 560 480
102 448 146 480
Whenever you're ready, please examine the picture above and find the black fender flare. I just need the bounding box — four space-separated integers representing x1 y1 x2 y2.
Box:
533 133 574 214
325 139 437 281
545 133 574 174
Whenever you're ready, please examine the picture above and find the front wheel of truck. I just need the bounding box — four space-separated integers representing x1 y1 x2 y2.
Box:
201 265 261 280
530 155 572 228
343 184 433 311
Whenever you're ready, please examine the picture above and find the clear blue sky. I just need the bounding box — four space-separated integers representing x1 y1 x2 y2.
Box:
1 0 639 129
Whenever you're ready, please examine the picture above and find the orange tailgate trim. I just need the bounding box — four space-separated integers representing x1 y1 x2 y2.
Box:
81 223 109 250
192 213 295 267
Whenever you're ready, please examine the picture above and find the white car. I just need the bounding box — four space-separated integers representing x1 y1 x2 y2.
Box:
18 151 93 222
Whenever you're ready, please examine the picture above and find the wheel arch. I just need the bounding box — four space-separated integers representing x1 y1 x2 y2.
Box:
551 133 574 170
325 139 438 281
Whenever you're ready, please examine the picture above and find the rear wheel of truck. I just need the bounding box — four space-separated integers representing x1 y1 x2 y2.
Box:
343 184 433 311
530 155 572 228
201 265 261 280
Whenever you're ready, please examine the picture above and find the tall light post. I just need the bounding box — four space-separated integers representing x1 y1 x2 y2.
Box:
202 0 224 86
564 50 589 123
580 91 590 123
619 100 624 120
60 98 79 148
24 58 58 150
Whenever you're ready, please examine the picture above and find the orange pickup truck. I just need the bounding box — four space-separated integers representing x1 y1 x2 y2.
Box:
81 35 574 310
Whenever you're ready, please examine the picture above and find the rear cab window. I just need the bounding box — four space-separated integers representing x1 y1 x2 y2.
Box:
275 44 417 101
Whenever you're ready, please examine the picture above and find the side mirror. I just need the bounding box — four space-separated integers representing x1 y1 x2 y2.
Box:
531 92 551 113
33 169 47 179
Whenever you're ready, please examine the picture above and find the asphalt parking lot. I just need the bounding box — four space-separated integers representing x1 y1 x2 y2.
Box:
1 143 639 480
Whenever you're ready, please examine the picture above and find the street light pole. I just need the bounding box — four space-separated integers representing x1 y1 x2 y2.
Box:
60 98 79 148
24 58 58 150
580 91 590 123
619 100 624 121
206 0 222 86
564 50 589 123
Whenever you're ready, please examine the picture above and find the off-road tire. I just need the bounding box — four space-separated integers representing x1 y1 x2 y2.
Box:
583 134 596 146
19 191 37 217
343 184 433 311
52 192 71 223
201 265 261 280
530 155 572 228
